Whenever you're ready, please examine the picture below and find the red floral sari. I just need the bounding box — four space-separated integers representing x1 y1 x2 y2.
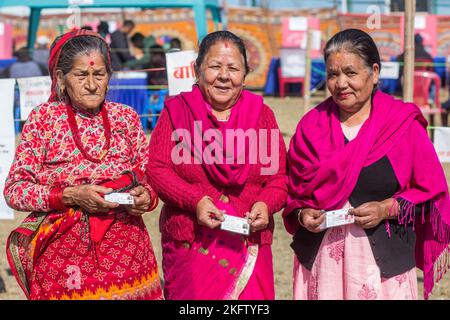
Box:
5 29 163 300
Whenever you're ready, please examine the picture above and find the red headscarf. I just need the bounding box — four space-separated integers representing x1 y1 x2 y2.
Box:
283 90 450 299
48 29 111 102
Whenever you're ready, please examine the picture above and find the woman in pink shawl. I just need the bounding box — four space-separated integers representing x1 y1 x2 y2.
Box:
146 31 287 299
283 29 450 300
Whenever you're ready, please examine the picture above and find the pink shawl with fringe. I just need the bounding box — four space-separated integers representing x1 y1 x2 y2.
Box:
164 84 263 186
283 90 450 299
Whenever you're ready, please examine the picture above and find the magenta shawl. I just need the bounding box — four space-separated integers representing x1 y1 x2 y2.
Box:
165 84 263 186
283 90 450 299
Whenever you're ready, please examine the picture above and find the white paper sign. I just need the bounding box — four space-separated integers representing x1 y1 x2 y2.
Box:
434 127 450 163
115 71 147 79
0 79 16 219
414 15 427 30
69 0 94 5
166 50 197 96
17 76 51 121
380 61 400 79
289 17 308 31
300 30 322 51
0 22 4 36
280 48 306 78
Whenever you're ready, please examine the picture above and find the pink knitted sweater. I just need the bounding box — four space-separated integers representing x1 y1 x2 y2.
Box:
146 104 287 245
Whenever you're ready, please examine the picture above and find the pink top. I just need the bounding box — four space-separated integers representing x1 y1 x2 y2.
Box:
146 105 287 245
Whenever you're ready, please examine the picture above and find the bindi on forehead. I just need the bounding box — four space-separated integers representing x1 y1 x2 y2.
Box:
89 53 96 66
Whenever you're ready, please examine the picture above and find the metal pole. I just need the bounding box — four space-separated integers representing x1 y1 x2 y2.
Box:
27 8 41 51
341 0 348 14
403 0 415 102
193 1 208 42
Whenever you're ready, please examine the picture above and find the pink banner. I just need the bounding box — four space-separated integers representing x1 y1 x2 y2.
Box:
0 23 13 59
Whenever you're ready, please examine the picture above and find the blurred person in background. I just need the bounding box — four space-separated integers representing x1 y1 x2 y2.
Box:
33 35 51 74
2 47 45 78
97 21 111 44
110 20 135 71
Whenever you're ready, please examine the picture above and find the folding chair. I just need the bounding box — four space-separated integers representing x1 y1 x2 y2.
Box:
413 70 446 128
278 66 305 98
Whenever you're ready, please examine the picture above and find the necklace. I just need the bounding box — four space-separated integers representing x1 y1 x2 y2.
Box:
66 102 111 163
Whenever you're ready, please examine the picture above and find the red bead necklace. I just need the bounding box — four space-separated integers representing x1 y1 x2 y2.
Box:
66 102 111 163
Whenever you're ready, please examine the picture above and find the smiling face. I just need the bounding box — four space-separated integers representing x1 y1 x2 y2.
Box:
197 41 246 111
57 50 109 112
326 51 379 117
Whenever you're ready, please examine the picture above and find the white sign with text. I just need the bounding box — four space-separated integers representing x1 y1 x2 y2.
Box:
0 79 16 219
434 127 450 163
18 76 51 121
166 50 197 96
380 61 400 79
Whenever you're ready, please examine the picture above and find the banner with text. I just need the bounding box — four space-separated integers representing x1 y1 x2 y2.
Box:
434 127 450 163
166 50 197 96
0 78 16 219
18 76 51 121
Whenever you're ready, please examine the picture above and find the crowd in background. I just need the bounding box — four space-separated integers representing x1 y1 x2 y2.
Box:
0 19 183 87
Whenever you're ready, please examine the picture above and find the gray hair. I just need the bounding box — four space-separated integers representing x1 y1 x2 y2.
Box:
50 35 111 100
324 28 381 72
51 35 112 76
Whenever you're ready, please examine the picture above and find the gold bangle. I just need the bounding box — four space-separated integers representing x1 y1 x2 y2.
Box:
296 208 305 227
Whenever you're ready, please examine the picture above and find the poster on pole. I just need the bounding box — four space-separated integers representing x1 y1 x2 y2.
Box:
0 78 16 219
380 61 400 79
280 48 306 78
166 50 197 96
17 76 51 121
434 127 450 163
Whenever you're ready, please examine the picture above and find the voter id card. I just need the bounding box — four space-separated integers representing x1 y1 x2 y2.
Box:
104 192 134 205
319 208 354 230
220 213 250 236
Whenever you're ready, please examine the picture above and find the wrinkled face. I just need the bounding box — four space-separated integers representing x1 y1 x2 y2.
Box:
326 51 379 115
57 51 109 112
197 41 246 111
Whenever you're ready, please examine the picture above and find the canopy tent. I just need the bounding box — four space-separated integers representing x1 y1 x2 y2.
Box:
0 0 222 48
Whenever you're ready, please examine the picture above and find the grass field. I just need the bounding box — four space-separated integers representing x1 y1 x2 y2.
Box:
1 93 449 300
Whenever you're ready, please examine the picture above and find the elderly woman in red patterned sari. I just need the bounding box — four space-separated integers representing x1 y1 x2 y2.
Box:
4 29 163 300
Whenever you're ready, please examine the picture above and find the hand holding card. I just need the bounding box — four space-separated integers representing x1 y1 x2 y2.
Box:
104 192 134 205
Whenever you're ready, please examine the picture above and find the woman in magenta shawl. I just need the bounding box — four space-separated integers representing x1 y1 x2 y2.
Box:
283 29 450 300
146 31 287 299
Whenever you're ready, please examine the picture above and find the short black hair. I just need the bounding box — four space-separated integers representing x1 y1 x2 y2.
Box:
131 32 145 49
324 28 381 72
123 20 135 28
195 30 250 76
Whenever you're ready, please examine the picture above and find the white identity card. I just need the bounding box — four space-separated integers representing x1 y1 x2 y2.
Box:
104 193 134 205
319 208 354 230
220 213 250 236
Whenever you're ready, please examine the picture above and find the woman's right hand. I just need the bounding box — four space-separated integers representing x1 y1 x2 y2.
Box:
62 185 119 214
195 196 224 229
299 208 325 233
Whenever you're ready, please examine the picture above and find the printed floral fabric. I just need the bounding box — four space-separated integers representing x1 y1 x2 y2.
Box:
293 222 418 300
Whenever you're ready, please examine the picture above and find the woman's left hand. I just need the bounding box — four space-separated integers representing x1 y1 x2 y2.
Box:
124 186 152 217
246 202 269 232
350 201 388 229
